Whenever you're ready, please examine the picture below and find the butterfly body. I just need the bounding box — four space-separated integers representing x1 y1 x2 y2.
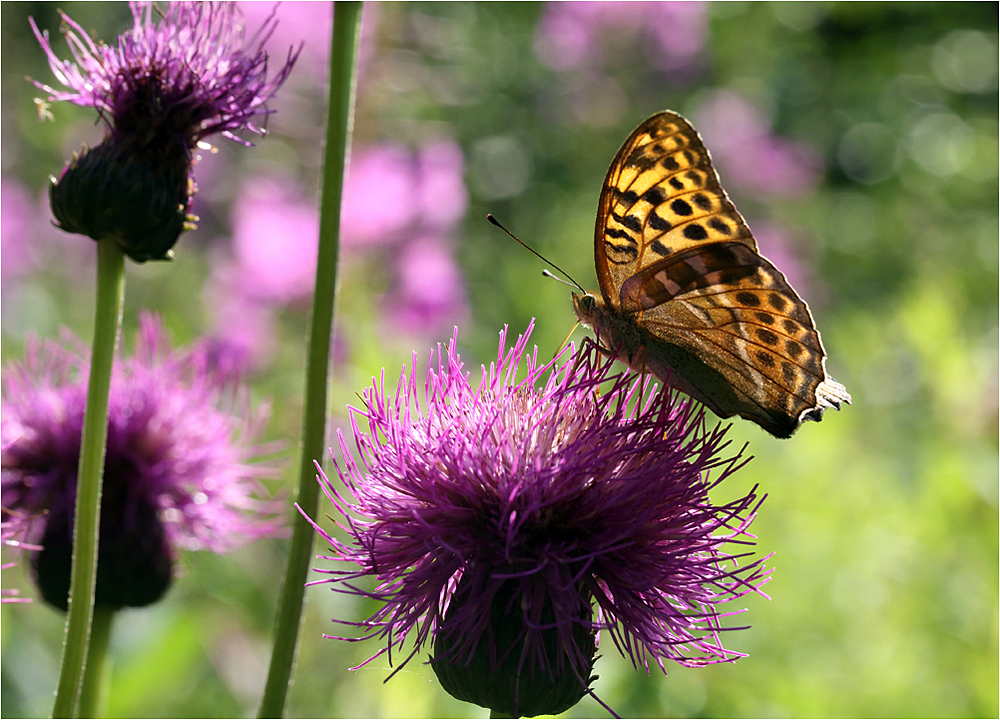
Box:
575 110 850 438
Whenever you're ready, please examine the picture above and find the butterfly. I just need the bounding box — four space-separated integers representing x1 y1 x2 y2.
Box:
572 110 850 438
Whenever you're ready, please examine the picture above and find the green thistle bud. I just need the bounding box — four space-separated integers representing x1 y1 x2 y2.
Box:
49 134 196 263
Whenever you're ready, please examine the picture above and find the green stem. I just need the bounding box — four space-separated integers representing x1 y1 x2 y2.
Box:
51 237 126 718
257 3 362 717
77 606 115 719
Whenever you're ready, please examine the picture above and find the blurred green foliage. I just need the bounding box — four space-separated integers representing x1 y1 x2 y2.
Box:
2 2 997 718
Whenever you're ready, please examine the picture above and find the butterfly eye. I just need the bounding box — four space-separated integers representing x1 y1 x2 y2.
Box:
573 294 597 315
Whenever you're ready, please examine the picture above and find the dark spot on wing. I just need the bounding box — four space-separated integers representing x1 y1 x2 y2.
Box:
756 351 776 368
669 177 684 190
619 189 639 205
671 199 693 216
643 187 665 205
625 147 657 169
756 328 779 346
662 156 680 171
649 211 671 231
782 362 797 384
604 240 637 264
613 212 642 233
683 223 708 240
768 293 788 311
737 291 760 307
650 240 672 256
708 217 732 235
693 193 712 210
755 311 775 325
605 227 636 242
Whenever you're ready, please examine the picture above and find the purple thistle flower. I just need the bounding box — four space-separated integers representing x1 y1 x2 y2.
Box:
307 322 770 717
30 2 299 263
1 314 280 611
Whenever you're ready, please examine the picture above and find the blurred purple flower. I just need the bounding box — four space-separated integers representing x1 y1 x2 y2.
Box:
202 276 279 377
1 314 280 611
341 144 420 250
693 91 823 196
1 177 37 280
308 323 769 717
1 178 97 283
30 1 300 262
382 235 469 337
231 176 319 304
345 140 470 336
239 2 380 86
342 139 469 249
534 2 708 76
416 140 469 230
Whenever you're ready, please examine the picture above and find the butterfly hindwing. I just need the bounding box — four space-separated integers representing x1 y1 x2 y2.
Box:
618 243 829 436
578 110 850 438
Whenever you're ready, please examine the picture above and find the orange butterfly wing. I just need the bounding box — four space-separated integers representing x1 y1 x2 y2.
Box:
577 111 850 438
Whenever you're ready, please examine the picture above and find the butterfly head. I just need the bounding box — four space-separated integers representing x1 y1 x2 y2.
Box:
571 292 600 330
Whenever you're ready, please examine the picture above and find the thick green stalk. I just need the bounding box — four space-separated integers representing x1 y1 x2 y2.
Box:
51 237 126 718
77 606 115 719
257 3 362 717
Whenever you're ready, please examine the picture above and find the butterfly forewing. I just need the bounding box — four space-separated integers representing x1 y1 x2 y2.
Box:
584 110 850 438
597 113 756 311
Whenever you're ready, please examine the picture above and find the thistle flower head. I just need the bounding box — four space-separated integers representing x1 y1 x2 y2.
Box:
1 314 281 611
30 2 299 262
310 322 770 717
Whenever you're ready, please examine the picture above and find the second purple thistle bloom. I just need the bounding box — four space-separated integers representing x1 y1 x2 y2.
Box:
308 322 771 717
30 1 299 263
1 314 281 611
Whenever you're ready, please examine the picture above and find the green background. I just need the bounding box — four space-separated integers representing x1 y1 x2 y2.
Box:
2 2 997 717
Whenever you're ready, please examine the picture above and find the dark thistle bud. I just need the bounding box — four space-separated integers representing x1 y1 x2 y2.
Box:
49 135 196 263
432 579 598 718
31 487 174 612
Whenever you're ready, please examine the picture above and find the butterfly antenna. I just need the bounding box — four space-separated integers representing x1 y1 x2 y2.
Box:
541 269 581 289
487 214 586 292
